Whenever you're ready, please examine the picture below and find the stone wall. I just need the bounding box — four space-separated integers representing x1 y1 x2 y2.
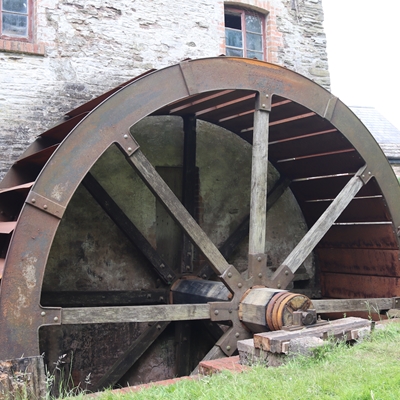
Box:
0 0 330 178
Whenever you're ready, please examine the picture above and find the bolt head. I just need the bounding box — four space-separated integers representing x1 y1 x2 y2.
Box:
235 332 240 338
214 310 219 315
41 311 46 317
257 256 262 262
258 273 262 278
285 270 289 276
128 147 132 152
238 283 243 288
186 265 191 271
31 198 36 204
157 324 161 330
227 272 232 278
160 263 165 269
54 316 58 322
43 204 48 210
124 134 128 139
226 345 231 351
277 283 281 289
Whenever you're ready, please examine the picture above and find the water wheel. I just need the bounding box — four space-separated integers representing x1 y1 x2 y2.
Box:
0 57 399 390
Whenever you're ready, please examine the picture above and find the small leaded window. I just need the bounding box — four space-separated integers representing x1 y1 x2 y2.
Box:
1 0 31 39
225 8 265 60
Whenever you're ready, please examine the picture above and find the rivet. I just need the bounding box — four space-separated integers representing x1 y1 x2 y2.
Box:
186 265 191 271
226 345 231 351
31 198 36 204
362 175 365 178
157 324 161 330
262 104 266 108
235 332 240 338
159 296 164 302
147 294 152 299
54 317 58 322
277 283 281 289
160 263 165 269
257 256 262 262
43 205 48 210
238 283 243 288
214 310 219 315
127 147 132 152
167 274 172 280
229 309 232 314
227 272 232 278
265 94 269 98
41 311 46 317
124 134 128 139
258 273 262 278
285 271 289 276
202 274 207 279
368 172 371 175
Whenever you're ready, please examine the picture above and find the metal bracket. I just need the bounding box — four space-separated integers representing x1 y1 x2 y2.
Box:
118 132 140 156
255 92 272 112
248 253 270 286
39 306 62 326
268 264 295 290
26 192 66 219
215 326 252 356
219 264 253 298
359 170 373 185
209 301 238 322
392 298 400 309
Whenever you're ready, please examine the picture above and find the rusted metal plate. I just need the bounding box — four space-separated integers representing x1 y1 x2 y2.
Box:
40 112 88 143
301 196 392 224
269 130 352 162
15 144 59 167
276 151 364 180
0 258 4 279
321 273 400 299
0 221 17 234
318 223 398 249
316 248 400 277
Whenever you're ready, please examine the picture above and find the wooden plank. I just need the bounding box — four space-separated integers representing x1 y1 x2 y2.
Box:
248 106 269 257
94 321 169 391
315 248 400 277
312 298 394 313
191 345 226 375
271 166 366 283
41 289 169 307
62 303 211 324
253 317 371 353
321 273 400 299
129 150 230 276
83 172 176 284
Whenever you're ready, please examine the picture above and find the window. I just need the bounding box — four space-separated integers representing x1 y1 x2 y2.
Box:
1 0 32 41
224 8 265 60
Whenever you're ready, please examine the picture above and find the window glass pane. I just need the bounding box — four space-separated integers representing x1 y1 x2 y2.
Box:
225 13 241 30
226 28 243 48
226 47 243 57
2 13 28 36
246 32 262 51
3 0 28 13
247 50 263 60
245 14 262 33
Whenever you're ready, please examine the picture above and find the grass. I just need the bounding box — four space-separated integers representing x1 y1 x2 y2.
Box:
87 321 400 400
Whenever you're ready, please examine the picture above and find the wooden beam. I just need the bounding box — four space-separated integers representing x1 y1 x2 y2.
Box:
248 100 270 258
128 150 230 277
312 298 396 313
82 172 176 284
181 114 197 274
41 289 169 307
62 303 211 324
271 165 367 287
94 321 170 391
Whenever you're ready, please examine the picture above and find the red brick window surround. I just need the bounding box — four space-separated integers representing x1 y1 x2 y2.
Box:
224 7 266 61
0 0 44 55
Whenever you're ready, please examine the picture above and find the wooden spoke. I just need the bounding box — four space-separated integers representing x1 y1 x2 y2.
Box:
62 304 210 324
271 165 367 287
94 321 170 391
82 172 176 284
128 150 230 277
312 297 396 313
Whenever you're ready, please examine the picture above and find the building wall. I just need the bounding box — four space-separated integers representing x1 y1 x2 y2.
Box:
0 0 330 178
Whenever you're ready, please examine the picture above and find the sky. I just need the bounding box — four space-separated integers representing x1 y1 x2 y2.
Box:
322 0 400 130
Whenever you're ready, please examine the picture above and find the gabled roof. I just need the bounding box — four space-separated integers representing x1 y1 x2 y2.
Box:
350 106 400 159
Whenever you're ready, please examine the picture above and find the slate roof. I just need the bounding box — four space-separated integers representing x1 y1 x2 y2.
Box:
350 106 400 160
